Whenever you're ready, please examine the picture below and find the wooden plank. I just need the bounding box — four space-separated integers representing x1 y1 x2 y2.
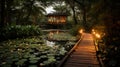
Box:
64 63 100 67
66 59 99 65
63 33 100 67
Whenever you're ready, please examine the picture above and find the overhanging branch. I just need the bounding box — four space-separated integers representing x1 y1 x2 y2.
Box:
74 0 84 8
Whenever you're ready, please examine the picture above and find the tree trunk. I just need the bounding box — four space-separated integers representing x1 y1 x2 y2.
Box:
6 0 13 25
68 0 78 24
0 0 5 27
71 6 78 24
74 0 88 31
25 0 35 23
83 7 88 32
16 11 22 24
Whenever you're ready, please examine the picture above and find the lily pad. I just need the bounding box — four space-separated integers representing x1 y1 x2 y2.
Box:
15 59 27 66
12 58 19 62
29 57 40 64
29 60 38 64
29 65 37 67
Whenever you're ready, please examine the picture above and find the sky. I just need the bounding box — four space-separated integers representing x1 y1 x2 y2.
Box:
45 6 55 14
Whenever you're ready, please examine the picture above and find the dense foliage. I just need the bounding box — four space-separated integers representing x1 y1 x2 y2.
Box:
69 25 83 36
0 0 54 26
88 0 120 66
0 25 42 41
93 25 120 67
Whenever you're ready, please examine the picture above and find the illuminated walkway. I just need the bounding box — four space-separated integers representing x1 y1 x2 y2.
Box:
63 33 100 67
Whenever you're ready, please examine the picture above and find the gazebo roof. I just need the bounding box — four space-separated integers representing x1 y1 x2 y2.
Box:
46 12 69 16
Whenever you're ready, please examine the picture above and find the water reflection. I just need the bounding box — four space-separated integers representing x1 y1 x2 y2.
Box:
46 40 55 47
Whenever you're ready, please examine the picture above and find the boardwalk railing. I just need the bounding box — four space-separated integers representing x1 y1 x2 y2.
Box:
93 35 105 67
57 35 84 67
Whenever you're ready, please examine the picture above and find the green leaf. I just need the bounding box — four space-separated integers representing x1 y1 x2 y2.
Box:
15 59 27 66
29 65 37 67
29 57 40 64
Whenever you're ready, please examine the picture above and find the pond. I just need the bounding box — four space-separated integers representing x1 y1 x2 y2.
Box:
42 29 77 41
0 29 78 67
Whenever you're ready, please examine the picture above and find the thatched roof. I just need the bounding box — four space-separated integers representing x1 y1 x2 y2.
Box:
46 12 69 16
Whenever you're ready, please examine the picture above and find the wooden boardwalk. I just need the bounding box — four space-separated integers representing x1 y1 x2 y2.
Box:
63 33 100 67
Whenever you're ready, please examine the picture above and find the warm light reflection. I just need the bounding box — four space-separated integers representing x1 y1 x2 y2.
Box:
49 32 53 38
56 30 59 34
92 29 94 32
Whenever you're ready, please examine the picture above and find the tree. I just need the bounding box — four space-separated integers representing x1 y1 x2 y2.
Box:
63 0 95 31
53 2 71 15
90 0 120 66
0 0 53 25
0 0 5 27
73 0 95 32
64 0 78 24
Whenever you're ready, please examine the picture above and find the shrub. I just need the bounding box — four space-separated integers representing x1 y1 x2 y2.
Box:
0 25 42 41
69 25 82 36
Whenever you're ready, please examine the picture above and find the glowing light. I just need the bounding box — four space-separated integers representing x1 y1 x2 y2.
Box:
93 31 95 34
95 33 100 38
92 29 96 34
47 16 66 24
79 29 83 34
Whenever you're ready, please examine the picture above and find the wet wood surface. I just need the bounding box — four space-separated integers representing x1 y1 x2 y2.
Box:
63 33 100 67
